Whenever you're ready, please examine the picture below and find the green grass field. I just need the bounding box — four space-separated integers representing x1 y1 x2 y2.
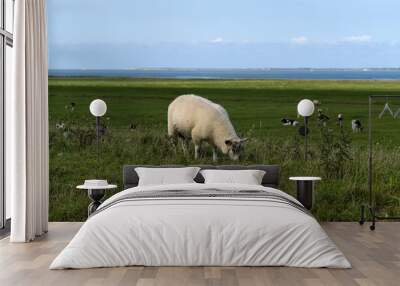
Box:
49 78 400 221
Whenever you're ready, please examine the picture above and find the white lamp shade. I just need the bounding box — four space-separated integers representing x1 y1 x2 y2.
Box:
89 99 107 117
297 99 315 117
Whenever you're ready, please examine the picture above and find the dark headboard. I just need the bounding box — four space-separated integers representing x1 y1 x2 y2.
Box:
123 165 281 190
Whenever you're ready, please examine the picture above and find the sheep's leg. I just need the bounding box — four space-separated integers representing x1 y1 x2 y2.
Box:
180 138 188 155
167 124 179 147
212 147 218 162
194 144 200 160
193 139 202 160
191 129 202 160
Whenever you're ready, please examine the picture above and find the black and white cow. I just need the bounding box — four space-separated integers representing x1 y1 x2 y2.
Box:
281 118 299 127
351 119 363 132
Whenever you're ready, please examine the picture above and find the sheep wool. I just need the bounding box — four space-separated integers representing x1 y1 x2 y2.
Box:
168 94 246 161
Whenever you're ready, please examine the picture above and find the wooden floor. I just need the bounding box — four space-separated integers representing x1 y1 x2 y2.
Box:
0 222 399 286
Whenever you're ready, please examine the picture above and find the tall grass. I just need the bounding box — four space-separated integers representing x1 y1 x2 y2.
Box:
49 117 400 222
49 78 400 222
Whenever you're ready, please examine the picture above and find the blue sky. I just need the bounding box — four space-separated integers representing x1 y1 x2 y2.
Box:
47 0 400 69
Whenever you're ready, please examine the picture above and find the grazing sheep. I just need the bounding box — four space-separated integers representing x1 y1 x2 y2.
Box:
168 94 247 161
281 118 299 126
351 119 363 132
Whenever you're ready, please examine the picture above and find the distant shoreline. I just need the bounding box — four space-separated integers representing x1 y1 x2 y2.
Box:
48 68 400 81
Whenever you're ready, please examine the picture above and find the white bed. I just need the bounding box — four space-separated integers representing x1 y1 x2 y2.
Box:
50 182 351 269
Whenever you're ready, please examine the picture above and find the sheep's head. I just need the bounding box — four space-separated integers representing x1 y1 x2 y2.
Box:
225 138 248 160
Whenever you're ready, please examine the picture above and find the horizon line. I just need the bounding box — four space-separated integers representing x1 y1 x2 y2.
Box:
48 67 400 71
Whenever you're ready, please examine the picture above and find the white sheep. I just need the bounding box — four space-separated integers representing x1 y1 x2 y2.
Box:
168 94 247 161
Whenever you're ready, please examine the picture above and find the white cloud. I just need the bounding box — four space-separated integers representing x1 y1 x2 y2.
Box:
210 37 224 43
291 36 308 45
342 35 372 43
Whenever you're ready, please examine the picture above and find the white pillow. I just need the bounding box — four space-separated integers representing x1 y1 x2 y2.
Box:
200 169 266 185
135 167 200 186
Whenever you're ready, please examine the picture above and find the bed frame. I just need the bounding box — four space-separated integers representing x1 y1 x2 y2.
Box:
123 165 281 190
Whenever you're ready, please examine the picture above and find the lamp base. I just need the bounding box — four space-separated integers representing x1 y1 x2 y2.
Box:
88 189 106 216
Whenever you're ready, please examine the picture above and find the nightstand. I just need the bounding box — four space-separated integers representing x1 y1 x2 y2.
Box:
77 180 117 216
289 177 321 210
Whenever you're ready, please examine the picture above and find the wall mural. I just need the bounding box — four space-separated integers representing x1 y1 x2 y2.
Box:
47 1 400 222
48 77 400 222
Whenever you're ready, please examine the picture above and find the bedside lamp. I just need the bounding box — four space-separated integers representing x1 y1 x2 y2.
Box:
89 99 107 177
297 99 315 161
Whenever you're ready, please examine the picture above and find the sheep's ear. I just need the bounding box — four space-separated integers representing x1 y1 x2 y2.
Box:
225 140 233 146
240 138 248 143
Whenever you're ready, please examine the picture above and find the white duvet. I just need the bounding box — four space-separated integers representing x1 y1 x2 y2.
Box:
50 183 351 269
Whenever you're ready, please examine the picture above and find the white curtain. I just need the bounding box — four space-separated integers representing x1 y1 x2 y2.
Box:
7 0 49 242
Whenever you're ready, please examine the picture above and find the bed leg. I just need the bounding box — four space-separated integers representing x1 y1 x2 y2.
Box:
370 207 376 231
359 205 365 225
